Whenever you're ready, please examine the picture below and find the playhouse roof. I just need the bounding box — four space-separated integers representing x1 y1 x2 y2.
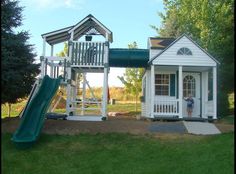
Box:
41 14 113 45
149 37 175 50
148 34 220 65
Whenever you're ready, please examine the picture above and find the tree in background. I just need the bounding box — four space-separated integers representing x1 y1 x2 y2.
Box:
118 42 144 111
151 0 234 116
56 42 68 57
1 0 40 117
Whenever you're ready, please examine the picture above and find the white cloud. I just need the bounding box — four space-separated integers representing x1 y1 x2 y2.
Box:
21 0 85 10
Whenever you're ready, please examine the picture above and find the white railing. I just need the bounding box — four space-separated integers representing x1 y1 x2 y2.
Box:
41 56 67 80
70 41 107 67
44 56 68 61
153 99 179 116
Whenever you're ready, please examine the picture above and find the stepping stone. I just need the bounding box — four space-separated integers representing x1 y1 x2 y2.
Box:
183 121 221 135
148 122 187 133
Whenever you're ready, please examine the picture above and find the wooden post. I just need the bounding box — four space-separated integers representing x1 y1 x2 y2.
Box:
105 33 109 42
201 71 208 118
66 32 74 116
102 67 108 118
178 66 183 118
213 66 217 119
102 41 109 119
66 63 72 116
41 37 46 78
50 45 54 77
150 65 155 118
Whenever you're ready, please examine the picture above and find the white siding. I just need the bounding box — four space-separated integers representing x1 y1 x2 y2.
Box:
141 73 147 117
152 36 217 66
141 70 151 118
150 49 162 60
146 70 151 117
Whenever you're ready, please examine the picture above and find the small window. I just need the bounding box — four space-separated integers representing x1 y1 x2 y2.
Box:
155 74 169 96
177 47 192 55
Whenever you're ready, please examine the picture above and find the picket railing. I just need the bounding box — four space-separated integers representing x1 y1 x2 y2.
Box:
153 99 179 116
42 56 68 81
70 41 106 67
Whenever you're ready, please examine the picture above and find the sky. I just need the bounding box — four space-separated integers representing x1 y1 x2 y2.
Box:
18 0 165 87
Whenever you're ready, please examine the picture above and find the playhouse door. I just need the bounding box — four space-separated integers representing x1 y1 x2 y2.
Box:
182 72 201 117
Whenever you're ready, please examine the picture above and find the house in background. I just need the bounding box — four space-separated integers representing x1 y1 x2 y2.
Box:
141 34 220 120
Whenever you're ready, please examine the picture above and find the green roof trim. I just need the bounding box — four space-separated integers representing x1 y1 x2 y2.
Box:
109 48 149 68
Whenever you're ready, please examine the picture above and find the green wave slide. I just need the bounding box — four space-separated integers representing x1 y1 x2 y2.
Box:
12 75 61 149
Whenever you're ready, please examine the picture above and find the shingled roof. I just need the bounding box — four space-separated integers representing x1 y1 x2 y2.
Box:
149 37 175 50
41 14 113 45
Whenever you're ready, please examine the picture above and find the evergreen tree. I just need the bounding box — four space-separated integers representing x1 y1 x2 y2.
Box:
1 0 40 116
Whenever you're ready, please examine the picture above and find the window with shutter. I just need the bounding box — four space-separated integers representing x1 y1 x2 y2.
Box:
155 74 169 96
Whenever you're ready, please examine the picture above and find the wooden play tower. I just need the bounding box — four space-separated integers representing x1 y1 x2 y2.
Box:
40 14 113 121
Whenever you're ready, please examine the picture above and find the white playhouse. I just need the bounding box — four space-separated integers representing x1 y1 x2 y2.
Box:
141 34 219 120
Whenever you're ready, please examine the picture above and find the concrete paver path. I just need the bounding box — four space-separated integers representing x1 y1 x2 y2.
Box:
183 121 221 135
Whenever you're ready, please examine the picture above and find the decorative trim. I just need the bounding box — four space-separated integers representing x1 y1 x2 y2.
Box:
104 63 109 68
40 56 44 61
68 41 73 46
66 61 71 67
105 41 109 46
67 79 71 84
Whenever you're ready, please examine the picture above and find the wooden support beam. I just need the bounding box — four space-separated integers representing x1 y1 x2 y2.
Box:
150 65 155 118
178 66 183 118
41 37 46 78
213 66 217 119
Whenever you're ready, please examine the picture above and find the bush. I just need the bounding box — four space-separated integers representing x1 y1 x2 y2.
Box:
217 90 230 118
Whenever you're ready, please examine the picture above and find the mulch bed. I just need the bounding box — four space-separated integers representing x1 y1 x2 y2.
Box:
1 116 234 135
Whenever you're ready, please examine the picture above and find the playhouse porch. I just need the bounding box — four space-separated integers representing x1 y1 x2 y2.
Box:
141 65 217 120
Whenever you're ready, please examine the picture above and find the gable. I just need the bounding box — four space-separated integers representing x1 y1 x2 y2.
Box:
151 35 218 67
68 14 113 42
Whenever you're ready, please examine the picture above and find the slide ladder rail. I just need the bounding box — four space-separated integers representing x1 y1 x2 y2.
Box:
19 79 40 118
48 90 64 112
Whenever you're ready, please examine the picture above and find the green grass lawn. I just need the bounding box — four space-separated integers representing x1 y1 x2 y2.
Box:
1 100 27 118
218 115 234 124
46 103 141 116
2 132 234 174
1 92 234 118
1 102 141 118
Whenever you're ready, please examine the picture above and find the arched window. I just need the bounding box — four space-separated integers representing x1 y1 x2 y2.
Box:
177 47 192 55
183 75 196 97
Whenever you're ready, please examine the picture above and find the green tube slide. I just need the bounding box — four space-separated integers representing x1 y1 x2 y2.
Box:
12 75 61 149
